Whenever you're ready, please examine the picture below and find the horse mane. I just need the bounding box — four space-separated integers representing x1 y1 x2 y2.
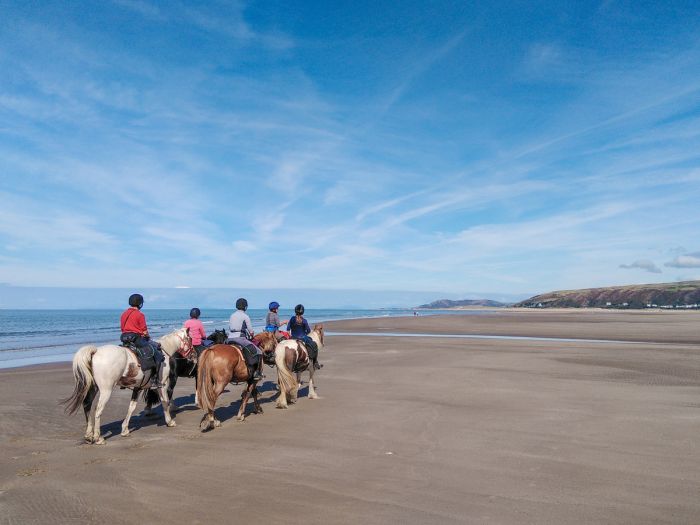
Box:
252 331 276 352
158 327 191 357
312 324 324 346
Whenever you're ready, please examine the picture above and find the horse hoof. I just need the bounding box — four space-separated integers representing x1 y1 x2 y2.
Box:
120 429 130 437
94 437 106 445
276 404 288 409
214 419 221 427
167 421 176 427
84 436 93 443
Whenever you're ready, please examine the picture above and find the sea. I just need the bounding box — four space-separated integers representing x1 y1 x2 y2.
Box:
0 308 480 369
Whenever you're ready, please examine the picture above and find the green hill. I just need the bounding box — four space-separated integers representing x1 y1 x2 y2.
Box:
515 281 700 309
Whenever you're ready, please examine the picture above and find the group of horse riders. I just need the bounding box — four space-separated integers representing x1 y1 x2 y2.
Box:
119 293 322 386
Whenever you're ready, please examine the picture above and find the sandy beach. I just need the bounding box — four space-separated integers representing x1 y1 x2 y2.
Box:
2 310 699 524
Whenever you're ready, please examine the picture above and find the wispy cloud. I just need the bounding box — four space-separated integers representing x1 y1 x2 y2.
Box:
620 260 662 273
665 252 700 268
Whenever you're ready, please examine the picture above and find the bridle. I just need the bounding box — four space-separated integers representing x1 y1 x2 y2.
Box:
175 330 194 359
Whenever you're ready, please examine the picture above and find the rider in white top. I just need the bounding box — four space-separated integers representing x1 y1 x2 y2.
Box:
228 298 263 381
229 307 253 338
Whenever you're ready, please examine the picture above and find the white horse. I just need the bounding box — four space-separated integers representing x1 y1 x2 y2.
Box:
62 328 192 445
274 325 324 409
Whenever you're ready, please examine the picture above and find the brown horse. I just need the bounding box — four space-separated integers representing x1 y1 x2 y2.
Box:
274 325 324 409
252 331 279 364
196 332 278 431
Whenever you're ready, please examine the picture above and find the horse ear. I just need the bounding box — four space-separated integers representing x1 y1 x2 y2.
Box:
186 327 190 334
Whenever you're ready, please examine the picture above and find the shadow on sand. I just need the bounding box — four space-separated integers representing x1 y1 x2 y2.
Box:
98 379 286 439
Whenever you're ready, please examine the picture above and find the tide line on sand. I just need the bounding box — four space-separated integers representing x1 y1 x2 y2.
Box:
326 331 656 345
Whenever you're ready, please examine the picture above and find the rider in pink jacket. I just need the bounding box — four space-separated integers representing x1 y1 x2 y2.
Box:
184 308 207 355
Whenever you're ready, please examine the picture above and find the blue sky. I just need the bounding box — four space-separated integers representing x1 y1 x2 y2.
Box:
1 0 700 303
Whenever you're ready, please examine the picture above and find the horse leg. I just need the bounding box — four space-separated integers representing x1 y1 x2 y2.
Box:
82 385 97 443
290 372 301 403
211 380 227 427
237 384 254 421
158 385 175 427
276 380 289 409
194 369 199 407
92 387 113 445
252 386 263 414
121 389 140 436
308 368 318 399
166 358 177 409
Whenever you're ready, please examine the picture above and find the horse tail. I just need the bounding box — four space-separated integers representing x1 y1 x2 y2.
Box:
61 345 98 415
275 344 296 395
196 349 217 412
142 388 161 408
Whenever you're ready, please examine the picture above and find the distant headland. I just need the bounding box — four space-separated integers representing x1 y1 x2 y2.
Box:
514 280 700 309
416 299 508 309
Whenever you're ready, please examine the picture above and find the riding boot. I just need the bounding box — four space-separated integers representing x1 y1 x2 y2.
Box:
251 359 263 381
150 362 164 389
313 357 323 370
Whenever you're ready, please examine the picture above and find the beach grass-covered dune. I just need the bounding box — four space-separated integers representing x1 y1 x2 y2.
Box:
1 310 699 524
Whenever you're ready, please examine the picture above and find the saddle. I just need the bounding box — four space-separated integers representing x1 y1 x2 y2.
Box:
226 339 260 366
121 344 157 373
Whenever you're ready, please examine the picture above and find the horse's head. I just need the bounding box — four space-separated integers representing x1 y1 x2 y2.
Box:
160 327 194 358
207 329 228 344
311 324 324 348
252 331 277 353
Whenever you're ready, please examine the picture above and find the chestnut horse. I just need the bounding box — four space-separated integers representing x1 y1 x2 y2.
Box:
62 328 193 444
274 325 324 409
196 331 277 431
160 328 228 410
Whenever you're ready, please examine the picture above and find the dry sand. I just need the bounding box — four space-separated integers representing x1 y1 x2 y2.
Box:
1 310 699 524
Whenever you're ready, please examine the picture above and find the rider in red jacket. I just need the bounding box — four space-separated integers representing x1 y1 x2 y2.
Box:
120 293 164 387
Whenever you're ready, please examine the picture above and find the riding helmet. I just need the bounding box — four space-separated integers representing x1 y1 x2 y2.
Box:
235 298 248 311
190 307 201 319
128 293 144 309
269 301 280 311
294 304 304 315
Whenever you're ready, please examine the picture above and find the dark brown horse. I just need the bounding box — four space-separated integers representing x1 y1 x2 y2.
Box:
196 331 278 431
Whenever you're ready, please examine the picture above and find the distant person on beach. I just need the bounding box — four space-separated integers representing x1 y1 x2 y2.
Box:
265 301 287 340
119 293 164 387
184 307 207 356
228 298 263 381
287 304 322 370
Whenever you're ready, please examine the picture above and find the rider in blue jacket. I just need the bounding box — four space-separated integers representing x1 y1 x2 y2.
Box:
287 304 321 370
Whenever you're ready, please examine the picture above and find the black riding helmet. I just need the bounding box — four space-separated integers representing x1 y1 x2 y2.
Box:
128 293 144 309
190 307 201 319
236 298 248 311
294 304 304 316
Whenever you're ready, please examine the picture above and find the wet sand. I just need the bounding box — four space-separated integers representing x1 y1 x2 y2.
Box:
1 310 699 524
